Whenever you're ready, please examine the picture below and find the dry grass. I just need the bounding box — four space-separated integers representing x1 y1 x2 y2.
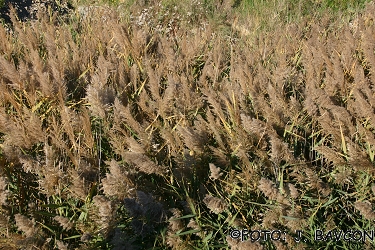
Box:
1 0 375 249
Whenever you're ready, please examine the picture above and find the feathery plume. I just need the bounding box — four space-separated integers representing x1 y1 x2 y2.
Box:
39 165 65 197
209 163 223 180
262 208 281 228
168 208 184 233
93 195 115 232
166 231 184 250
354 201 375 220
203 194 228 214
187 219 200 231
208 146 230 167
333 167 352 186
69 169 88 200
15 214 36 237
176 125 208 154
258 177 290 205
269 134 292 165
285 210 307 232
240 114 266 137
258 177 279 201
101 160 134 199
19 155 41 174
0 177 9 206
284 183 299 199
55 240 68 250
86 83 115 118
123 152 167 176
81 232 92 243
305 168 331 196
54 216 73 230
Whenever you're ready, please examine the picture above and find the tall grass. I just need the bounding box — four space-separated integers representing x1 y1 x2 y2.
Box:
1 0 375 249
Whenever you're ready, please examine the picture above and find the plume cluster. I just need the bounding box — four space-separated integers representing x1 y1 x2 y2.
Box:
1 0 375 249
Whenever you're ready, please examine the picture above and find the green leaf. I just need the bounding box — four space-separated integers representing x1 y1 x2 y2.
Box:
321 197 338 208
175 229 201 236
169 214 196 221
64 235 82 240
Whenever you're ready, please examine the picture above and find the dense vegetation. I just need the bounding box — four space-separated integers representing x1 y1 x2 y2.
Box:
1 0 375 249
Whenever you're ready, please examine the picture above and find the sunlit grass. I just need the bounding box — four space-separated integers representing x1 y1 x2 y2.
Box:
1 0 375 249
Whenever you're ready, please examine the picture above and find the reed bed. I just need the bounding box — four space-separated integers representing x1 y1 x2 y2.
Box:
1 0 375 249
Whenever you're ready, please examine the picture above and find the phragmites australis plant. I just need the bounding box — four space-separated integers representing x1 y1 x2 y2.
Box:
1 0 375 249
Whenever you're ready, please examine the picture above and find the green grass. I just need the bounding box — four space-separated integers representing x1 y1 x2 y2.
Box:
75 0 373 30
